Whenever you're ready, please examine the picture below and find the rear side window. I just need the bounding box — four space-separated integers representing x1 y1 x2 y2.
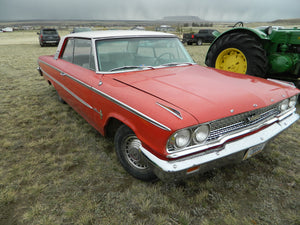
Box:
61 38 95 71
61 39 74 63
73 39 95 70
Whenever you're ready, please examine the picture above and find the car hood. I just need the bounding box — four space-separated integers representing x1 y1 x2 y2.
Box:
112 65 295 124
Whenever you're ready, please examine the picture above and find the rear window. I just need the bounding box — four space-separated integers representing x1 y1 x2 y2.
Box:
42 29 58 35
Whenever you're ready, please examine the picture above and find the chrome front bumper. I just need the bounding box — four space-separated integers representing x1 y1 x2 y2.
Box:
140 112 299 181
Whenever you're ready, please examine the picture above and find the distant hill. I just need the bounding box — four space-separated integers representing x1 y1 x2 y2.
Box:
271 18 300 24
162 16 205 22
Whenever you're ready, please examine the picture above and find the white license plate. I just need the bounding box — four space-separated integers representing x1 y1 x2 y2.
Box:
243 143 266 160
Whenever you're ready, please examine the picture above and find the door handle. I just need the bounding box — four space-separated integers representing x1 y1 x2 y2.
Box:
60 72 66 76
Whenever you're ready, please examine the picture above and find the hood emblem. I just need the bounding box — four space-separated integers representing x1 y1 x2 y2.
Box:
156 102 183 120
247 113 261 123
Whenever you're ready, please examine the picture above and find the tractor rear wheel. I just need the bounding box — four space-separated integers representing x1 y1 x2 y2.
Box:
206 32 268 77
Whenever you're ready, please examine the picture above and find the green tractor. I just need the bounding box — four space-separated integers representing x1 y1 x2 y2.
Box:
205 22 300 90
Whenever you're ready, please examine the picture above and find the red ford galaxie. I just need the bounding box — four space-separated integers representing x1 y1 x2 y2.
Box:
38 30 300 181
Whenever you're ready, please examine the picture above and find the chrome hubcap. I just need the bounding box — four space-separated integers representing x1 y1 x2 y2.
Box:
124 136 148 170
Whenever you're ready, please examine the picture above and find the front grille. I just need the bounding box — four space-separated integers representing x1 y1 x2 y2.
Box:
167 102 281 152
208 103 280 142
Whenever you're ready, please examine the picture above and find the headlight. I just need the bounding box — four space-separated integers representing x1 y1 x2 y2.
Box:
279 99 289 111
289 96 297 108
193 125 210 144
170 129 191 149
168 124 211 151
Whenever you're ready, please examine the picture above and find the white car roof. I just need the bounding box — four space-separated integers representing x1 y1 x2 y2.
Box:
65 30 176 39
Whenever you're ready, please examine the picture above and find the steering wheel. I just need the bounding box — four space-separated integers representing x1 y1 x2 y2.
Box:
154 52 175 65
233 21 244 28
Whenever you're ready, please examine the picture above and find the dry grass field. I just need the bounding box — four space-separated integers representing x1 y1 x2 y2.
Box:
0 30 299 225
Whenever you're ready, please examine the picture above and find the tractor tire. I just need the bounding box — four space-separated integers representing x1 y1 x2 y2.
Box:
205 32 268 77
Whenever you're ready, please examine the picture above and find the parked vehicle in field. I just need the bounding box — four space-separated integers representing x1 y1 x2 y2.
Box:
37 28 60 47
182 29 220 45
37 30 299 181
205 24 300 91
71 27 92 33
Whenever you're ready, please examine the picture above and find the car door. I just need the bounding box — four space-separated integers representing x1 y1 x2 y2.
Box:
55 37 103 129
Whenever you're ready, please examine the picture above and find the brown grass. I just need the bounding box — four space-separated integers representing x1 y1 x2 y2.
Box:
0 30 299 225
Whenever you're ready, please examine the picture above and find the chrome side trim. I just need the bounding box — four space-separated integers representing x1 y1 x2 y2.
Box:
267 78 296 88
89 86 171 131
40 68 93 110
38 59 61 73
38 60 171 131
156 102 183 120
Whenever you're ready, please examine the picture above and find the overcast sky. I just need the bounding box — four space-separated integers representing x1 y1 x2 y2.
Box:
0 0 299 22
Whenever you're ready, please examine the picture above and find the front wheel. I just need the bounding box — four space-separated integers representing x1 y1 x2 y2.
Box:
205 32 268 77
114 125 156 181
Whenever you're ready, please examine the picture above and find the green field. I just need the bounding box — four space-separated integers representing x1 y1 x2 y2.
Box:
0 30 299 225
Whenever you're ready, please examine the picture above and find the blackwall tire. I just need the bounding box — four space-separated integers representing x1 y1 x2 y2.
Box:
197 39 203 46
57 92 66 104
205 32 268 77
114 125 156 181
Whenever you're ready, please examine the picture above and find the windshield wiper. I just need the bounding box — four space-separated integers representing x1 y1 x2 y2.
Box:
110 66 154 72
159 62 194 67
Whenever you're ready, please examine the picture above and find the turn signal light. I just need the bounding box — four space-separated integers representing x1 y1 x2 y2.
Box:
187 166 200 174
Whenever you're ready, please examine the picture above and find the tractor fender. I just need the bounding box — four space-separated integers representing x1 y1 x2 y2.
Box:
206 27 269 62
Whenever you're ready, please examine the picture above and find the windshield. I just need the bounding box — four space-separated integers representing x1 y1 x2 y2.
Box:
43 29 58 35
95 37 194 72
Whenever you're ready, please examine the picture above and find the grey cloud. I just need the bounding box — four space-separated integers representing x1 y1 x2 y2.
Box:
0 0 299 21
